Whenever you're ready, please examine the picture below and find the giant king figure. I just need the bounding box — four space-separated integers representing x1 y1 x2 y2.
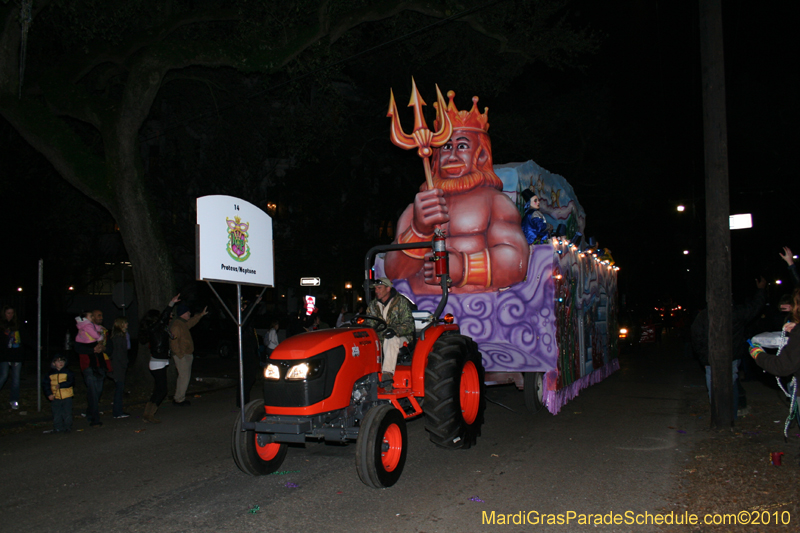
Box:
384 85 529 294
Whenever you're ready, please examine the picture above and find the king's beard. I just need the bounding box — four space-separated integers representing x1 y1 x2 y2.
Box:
422 168 504 196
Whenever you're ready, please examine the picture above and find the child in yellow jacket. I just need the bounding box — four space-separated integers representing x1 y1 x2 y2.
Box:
42 354 75 433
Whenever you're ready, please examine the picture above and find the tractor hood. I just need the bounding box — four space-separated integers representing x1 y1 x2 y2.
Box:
271 328 379 360
264 327 382 412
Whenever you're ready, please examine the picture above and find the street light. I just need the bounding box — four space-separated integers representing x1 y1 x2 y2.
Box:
683 250 689 255
344 282 354 311
677 205 685 212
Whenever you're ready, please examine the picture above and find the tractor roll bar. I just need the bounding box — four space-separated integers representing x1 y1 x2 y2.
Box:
363 239 450 320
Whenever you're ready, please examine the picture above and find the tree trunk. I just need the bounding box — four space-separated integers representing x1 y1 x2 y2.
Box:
106 116 177 388
699 0 733 428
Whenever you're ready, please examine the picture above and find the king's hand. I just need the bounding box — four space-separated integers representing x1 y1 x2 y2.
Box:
423 250 463 286
413 189 449 235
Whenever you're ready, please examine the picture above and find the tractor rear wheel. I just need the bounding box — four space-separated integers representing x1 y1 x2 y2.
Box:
424 335 485 449
523 372 544 412
355 404 408 488
232 400 288 476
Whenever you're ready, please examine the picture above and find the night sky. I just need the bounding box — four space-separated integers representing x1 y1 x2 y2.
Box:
1 0 798 321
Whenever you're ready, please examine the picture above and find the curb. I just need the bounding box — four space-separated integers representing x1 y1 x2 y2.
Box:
0 378 237 432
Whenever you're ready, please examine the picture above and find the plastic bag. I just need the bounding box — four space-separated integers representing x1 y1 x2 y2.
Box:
751 331 786 350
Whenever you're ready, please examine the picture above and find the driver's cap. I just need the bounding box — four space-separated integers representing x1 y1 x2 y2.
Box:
370 277 393 289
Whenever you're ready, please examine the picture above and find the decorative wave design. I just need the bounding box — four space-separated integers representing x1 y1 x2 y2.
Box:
389 245 559 373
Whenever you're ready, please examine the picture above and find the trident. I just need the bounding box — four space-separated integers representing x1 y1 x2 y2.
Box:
387 78 453 190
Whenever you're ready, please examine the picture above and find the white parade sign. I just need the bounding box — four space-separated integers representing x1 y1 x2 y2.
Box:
196 195 274 286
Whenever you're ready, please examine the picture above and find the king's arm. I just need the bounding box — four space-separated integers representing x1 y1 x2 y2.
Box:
481 193 529 287
384 203 432 280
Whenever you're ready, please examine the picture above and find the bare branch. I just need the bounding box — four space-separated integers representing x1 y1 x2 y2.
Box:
0 97 111 209
70 7 240 84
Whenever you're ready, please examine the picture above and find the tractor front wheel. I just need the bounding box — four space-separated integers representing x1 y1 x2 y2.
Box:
355 404 408 488
232 400 288 476
424 335 486 449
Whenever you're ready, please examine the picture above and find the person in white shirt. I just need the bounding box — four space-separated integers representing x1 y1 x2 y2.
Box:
265 320 279 358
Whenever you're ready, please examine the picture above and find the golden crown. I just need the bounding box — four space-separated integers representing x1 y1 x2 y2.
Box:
434 90 489 133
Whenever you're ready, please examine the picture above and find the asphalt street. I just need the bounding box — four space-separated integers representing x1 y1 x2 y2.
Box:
1 337 708 533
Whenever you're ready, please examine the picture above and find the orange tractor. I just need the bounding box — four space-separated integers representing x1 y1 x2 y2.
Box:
231 234 485 488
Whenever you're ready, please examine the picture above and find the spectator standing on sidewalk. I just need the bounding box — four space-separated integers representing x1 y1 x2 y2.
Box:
691 277 767 418
74 311 109 427
750 287 800 451
335 306 347 328
108 318 130 419
139 294 180 423
169 302 208 407
1 305 24 410
42 354 74 433
264 320 279 358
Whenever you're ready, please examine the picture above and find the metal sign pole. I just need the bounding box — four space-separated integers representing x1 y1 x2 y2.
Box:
121 268 126 317
204 280 265 429
237 283 246 427
37 259 43 413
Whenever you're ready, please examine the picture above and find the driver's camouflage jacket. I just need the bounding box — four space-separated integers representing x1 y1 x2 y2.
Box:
367 289 414 341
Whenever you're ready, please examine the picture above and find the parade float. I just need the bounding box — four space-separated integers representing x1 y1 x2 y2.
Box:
227 80 619 488
374 80 619 414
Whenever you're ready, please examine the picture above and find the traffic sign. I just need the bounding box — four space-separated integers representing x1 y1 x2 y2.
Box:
300 277 321 286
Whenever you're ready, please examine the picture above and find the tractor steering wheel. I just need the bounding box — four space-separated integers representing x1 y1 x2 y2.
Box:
349 313 388 334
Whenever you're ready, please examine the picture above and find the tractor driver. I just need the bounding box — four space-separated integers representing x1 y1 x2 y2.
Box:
367 277 414 386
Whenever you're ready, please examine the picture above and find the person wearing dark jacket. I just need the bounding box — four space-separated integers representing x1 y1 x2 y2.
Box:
138 294 180 423
42 354 75 433
1 305 25 410
750 288 800 448
691 277 767 417
751 287 800 381
107 318 130 419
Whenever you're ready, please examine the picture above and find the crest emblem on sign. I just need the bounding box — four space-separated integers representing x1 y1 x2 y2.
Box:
226 216 250 261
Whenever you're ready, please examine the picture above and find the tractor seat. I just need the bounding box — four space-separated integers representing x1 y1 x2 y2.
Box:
413 310 434 334
396 311 432 365
397 342 415 365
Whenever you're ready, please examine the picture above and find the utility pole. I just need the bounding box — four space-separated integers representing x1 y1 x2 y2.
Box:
699 0 733 427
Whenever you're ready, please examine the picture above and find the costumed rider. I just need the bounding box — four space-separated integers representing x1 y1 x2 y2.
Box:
367 277 415 388
520 189 550 245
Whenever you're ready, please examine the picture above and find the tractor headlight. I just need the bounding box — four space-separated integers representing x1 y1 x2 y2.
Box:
285 363 310 380
264 364 281 380
285 360 325 381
